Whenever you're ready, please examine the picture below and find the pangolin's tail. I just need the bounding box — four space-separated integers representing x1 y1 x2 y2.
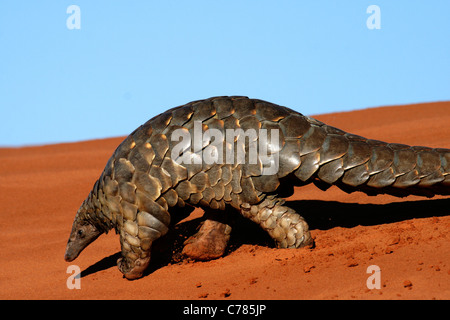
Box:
290 118 450 198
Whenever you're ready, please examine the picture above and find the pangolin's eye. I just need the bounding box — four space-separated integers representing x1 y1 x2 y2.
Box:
77 230 84 238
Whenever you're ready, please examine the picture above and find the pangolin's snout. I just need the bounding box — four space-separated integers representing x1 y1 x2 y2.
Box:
64 241 77 262
64 252 74 262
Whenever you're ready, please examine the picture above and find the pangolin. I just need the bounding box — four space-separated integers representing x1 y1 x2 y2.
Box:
64 96 450 279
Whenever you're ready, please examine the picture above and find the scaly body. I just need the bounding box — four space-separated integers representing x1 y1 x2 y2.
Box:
65 96 450 279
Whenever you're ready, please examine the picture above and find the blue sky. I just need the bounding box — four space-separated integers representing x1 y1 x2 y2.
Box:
1 1 449 146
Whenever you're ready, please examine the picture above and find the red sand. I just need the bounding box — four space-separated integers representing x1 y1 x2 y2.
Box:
0 101 449 300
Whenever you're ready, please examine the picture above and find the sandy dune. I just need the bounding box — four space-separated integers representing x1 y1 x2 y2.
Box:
0 101 449 300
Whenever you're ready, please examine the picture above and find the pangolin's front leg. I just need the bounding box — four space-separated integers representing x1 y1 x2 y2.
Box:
117 229 152 280
117 204 171 280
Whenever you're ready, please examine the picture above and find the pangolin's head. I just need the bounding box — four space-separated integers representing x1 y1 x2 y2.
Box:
64 207 103 262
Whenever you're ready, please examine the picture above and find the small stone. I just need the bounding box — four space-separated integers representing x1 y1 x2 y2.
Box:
403 280 413 289
347 260 358 267
221 288 231 298
303 264 315 273
387 235 400 246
